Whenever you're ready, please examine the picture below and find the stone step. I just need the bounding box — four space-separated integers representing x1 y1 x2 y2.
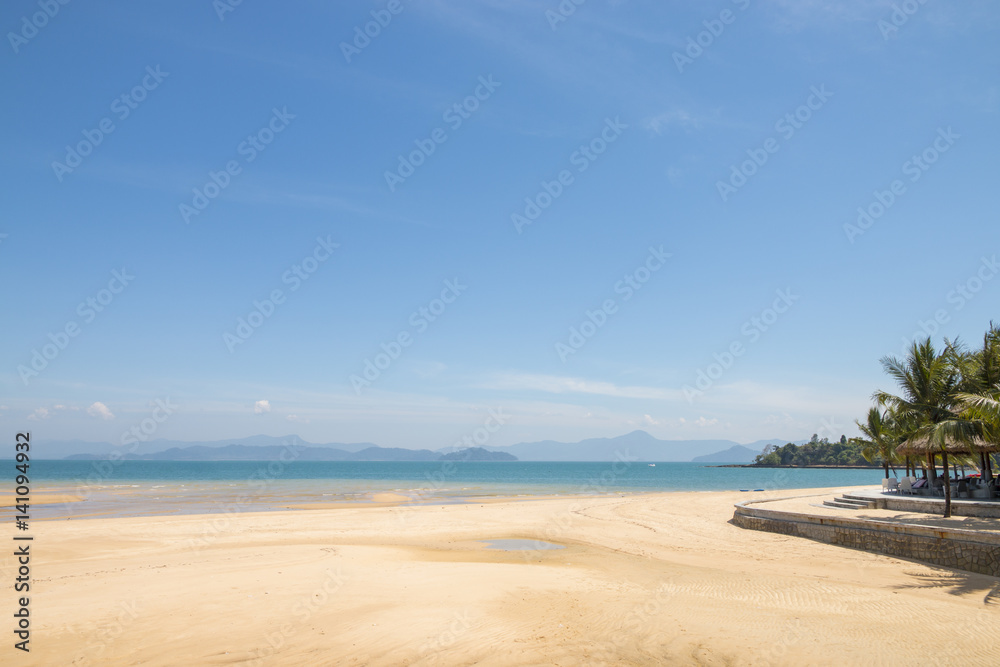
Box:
823 500 865 510
836 497 874 507
842 494 881 507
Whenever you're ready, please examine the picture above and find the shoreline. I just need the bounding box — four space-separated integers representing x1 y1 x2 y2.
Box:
6 462 888 523
7 481 878 522
712 464 883 469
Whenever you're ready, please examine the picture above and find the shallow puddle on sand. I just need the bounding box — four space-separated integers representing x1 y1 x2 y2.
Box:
480 539 565 551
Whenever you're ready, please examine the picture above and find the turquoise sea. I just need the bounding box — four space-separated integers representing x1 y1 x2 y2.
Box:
30 460 882 520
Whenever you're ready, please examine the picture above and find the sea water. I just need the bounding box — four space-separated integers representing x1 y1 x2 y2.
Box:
28 460 882 519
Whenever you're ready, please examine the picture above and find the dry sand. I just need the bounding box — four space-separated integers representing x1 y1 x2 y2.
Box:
8 486 1000 666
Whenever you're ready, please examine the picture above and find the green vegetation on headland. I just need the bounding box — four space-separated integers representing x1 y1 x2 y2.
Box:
751 435 878 467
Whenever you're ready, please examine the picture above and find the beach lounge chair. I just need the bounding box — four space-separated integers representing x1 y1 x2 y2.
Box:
882 478 899 494
899 477 913 495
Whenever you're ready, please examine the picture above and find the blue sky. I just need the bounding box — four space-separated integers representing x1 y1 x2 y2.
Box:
2 0 998 451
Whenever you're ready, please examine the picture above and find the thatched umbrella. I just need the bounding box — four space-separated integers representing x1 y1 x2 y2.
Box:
896 435 998 484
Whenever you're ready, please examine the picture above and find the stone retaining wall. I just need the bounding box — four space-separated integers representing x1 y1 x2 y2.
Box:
733 501 1000 578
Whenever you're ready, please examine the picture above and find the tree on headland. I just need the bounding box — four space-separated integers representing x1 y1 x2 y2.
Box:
851 407 899 479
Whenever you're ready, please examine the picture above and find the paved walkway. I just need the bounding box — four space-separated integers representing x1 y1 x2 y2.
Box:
764 489 1000 535
850 487 1000 505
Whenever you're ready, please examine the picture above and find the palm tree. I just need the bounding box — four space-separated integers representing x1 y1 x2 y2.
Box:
959 391 1000 436
953 324 1000 483
874 339 969 518
956 324 1000 393
852 407 898 479
956 391 1000 485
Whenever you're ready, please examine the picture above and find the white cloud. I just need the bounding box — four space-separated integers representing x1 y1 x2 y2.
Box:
694 416 719 427
483 373 682 401
254 400 271 415
286 414 309 424
763 412 795 425
27 408 50 421
643 414 661 426
87 402 115 420
410 361 448 379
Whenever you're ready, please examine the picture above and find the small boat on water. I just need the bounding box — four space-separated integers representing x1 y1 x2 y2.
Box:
648 463 655 467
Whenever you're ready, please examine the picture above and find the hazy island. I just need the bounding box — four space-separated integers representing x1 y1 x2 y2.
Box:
439 447 518 462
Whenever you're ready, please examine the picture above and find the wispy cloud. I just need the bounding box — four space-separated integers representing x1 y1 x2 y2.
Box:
482 372 682 401
696 380 867 416
58 156 429 228
643 108 711 135
415 0 690 121
762 0 892 31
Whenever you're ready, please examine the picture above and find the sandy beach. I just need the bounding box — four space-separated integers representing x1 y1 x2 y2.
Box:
12 486 1000 665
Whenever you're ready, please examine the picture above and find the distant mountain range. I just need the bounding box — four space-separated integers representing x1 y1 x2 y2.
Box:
43 435 379 460
63 441 516 463
41 431 784 463
481 430 779 462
